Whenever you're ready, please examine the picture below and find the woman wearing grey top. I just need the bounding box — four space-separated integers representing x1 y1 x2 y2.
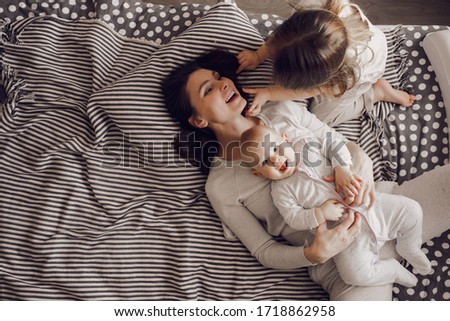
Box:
163 50 450 300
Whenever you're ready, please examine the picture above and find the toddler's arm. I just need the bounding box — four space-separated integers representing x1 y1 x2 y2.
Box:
244 86 321 115
237 43 270 73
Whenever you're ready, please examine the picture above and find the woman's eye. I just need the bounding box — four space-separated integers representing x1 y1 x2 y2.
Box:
262 159 269 166
203 72 222 96
205 87 212 95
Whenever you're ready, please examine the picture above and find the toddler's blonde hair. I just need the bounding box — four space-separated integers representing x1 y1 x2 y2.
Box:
268 0 373 97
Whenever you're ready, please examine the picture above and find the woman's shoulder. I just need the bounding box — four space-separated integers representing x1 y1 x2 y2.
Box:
205 157 242 194
205 156 270 201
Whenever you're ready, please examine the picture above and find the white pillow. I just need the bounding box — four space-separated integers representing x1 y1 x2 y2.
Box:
423 29 450 160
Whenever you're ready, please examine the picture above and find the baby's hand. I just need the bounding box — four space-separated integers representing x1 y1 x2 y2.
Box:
237 50 261 73
319 199 345 221
244 87 271 115
334 166 363 205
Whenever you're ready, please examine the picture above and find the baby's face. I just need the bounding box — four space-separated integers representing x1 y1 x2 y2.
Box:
243 129 297 180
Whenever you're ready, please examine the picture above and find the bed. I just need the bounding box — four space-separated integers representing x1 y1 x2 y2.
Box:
0 0 449 301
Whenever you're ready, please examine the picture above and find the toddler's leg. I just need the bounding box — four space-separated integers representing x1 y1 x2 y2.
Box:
372 78 416 107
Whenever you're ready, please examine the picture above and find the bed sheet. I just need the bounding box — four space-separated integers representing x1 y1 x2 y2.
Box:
0 3 329 300
1 1 449 301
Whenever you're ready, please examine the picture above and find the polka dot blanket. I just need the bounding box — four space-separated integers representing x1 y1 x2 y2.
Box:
1 0 449 301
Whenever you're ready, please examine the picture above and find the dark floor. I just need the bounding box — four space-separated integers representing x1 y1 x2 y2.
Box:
353 0 450 25
149 0 450 26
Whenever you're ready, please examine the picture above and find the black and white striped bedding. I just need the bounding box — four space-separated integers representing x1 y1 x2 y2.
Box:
1 1 448 301
0 3 329 300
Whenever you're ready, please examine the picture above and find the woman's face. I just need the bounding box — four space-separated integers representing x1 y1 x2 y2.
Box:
185 68 247 126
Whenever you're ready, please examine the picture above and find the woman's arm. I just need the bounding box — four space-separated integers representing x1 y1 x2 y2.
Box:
255 210 361 268
212 202 313 268
207 175 361 269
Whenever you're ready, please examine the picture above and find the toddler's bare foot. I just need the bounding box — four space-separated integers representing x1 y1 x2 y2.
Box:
373 78 415 107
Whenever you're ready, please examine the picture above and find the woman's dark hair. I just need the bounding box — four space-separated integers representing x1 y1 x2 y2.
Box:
162 49 247 174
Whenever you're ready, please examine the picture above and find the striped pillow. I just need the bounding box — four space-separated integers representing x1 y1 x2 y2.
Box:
89 1 273 152
86 2 276 203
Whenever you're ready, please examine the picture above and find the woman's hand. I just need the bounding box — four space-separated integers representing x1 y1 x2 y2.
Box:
304 210 361 264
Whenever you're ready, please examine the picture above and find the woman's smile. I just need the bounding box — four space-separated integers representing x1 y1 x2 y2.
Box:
225 90 236 103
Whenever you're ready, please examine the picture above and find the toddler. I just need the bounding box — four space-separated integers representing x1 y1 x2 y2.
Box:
237 0 415 126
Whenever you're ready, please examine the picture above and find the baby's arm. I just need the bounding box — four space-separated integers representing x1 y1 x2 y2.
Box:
273 183 344 231
315 199 346 223
237 43 270 73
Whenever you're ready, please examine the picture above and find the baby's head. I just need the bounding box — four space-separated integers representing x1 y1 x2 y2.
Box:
240 126 297 180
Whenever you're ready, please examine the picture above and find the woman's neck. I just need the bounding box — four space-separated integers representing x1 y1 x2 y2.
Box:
212 115 261 161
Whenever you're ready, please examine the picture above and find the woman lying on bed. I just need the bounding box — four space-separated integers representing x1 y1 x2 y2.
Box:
162 50 450 300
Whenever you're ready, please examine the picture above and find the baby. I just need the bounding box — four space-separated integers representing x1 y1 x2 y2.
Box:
240 125 431 287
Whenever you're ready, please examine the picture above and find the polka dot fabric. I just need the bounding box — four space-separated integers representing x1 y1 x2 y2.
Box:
95 0 211 44
93 0 285 44
393 232 450 301
384 25 450 301
381 26 450 184
245 11 285 39
0 0 96 22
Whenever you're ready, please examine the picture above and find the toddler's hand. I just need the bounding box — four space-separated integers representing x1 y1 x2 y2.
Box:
244 87 271 115
319 199 345 221
237 50 261 73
